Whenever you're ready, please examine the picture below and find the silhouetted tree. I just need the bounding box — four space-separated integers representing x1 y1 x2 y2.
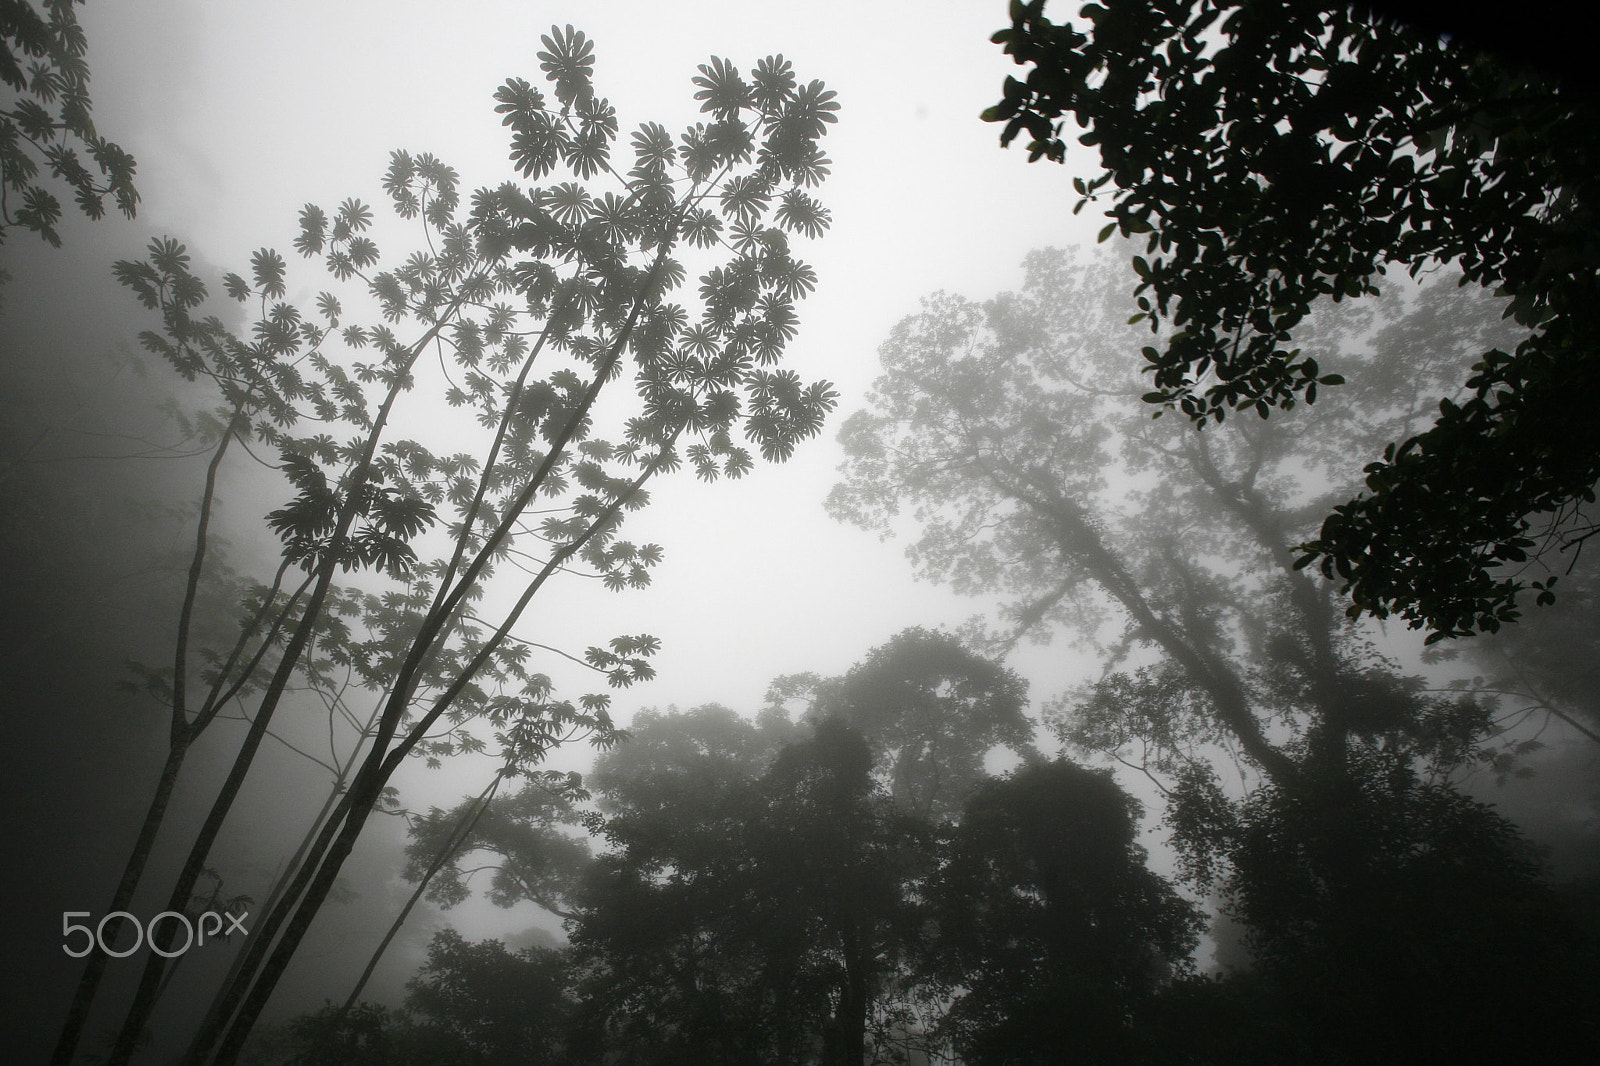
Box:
1 0 137 252
567 714 929 1065
814 627 1036 821
986 0 1600 640
928 759 1200 1064
51 27 838 1065
831 241 1593 1054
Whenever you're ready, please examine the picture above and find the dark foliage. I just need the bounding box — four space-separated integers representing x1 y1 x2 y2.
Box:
1 0 137 249
1169 749 1600 1061
987 0 1600 639
929 760 1201 1064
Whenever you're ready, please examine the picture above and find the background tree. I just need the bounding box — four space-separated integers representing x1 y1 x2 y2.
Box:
401 775 592 920
566 711 928 1065
1444 530 1600 743
1 0 137 254
928 759 1200 1064
1168 747 1599 1061
398 928 573 1066
263 632 1204 1065
985 0 1600 639
51 27 838 1065
806 626 1036 820
830 242 1502 791
830 241 1592 1054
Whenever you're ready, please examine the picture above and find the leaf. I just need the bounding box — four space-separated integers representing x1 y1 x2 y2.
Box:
538 24 596 109
250 248 287 299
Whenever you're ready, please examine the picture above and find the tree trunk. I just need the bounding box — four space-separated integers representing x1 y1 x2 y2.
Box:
49 733 190 1064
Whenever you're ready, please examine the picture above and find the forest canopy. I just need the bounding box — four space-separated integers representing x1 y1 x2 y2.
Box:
985 0 1600 640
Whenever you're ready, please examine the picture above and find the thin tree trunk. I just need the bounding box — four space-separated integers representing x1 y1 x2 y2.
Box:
48 734 190 1065
103 306 459 1064
180 702 376 1064
51 408 245 1064
205 441 670 1065
342 770 505 1010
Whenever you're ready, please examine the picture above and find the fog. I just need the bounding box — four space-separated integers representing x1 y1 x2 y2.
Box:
3 2 1596 1063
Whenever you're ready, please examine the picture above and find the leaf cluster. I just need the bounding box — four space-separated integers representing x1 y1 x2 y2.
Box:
1 0 137 247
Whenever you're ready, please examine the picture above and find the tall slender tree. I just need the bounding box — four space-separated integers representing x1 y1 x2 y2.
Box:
49 26 838 1064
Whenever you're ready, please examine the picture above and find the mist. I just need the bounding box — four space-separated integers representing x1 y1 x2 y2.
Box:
4 2 1597 1063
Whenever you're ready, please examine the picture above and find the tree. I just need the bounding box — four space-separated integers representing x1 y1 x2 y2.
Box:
928 760 1200 1064
830 242 1498 791
401 775 592 919
1167 748 1600 1061
1 0 137 252
399 929 573 1066
829 242 1594 1051
1446 523 1600 743
567 712 925 1065
771 627 1036 820
51 27 838 1065
985 0 1600 639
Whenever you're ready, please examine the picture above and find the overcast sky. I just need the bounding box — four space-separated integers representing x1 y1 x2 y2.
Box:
70 0 1109 757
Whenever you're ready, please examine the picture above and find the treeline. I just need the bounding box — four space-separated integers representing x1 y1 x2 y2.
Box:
263 629 1596 1066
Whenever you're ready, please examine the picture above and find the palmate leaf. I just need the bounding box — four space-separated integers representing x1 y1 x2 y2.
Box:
538 24 595 109
679 206 722 248
294 204 328 256
563 125 610 180
630 121 675 170
316 291 341 324
508 110 565 180
693 56 752 120
251 248 287 298
543 182 593 225
774 187 831 239
16 185 62 245
718 174 772 223
750 54 798 113
704 119 755 166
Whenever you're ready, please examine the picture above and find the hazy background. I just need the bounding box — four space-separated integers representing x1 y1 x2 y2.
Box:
3 1 1593 1061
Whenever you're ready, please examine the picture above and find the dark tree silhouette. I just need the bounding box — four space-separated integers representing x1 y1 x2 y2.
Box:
986 0 1600 640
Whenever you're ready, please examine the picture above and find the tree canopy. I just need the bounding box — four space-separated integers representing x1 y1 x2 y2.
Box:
985 0 1600 640
829 241 1599 1055
777 626 1036 820
1 0 137 248
830 243 1503 788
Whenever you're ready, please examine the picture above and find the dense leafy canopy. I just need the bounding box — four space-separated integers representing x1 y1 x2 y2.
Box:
830 243 1502 788
986 0 1600 639
283 633 1594 1063
777 627 1036 820
928 760 1200 1063
1 0 137 249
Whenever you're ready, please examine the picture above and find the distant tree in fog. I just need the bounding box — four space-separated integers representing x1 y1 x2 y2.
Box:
50 26 837 1065
274 636 1200 1065
831 242 1598 1058
769 626 1037 820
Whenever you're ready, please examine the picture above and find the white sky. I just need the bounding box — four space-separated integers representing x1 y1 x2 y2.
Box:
79 0 1108 755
